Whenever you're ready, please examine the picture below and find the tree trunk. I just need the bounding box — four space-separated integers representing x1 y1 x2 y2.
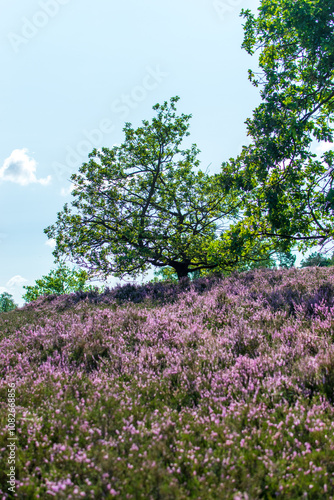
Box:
173 263 189 281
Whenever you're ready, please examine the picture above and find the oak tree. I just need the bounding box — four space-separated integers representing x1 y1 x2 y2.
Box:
229 0 334 252
45 98 243 280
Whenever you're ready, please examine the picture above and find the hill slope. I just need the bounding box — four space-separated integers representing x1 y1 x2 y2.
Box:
1 267 334 499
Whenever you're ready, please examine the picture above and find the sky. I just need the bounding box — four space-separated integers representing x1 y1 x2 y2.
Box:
0 0 317 306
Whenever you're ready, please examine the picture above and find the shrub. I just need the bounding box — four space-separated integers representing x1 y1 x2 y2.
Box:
0 292 17 312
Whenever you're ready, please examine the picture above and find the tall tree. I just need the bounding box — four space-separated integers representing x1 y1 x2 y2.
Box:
45 98 244 280
229 0 334 252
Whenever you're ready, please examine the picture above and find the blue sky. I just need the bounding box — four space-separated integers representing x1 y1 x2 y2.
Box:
0 0 314 305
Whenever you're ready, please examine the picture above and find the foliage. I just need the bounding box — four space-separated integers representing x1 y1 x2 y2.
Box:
278 251 296 269
152 266 179 283
22 264 92 303
300 251 334 268
228 0 334 252
153 250 296 281
45 97 247 280
0 292 17 312
153 266 209 282
21 274 221 311
1 267 334 498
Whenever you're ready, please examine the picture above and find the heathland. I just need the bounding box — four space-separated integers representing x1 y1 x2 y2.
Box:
1 267 334 499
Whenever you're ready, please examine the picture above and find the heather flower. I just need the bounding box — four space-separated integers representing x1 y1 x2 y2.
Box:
0 267 334 498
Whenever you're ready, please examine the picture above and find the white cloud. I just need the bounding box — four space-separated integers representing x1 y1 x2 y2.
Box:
45 238 56 248
0 275 28 306
6 275 28 289
0 148 51 186
0 275 28 299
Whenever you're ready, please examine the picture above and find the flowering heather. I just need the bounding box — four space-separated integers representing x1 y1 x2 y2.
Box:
1 267 334 499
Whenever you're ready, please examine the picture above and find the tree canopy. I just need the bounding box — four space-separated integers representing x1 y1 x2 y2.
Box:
227 0 334 252
45 97 247 280
22 264 91 303
44 1 334 279
0 292 17 313
300 251 334 268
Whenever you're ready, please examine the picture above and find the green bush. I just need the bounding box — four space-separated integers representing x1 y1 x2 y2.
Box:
23 264 93 303
300 252 333 268
0 292 17 312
